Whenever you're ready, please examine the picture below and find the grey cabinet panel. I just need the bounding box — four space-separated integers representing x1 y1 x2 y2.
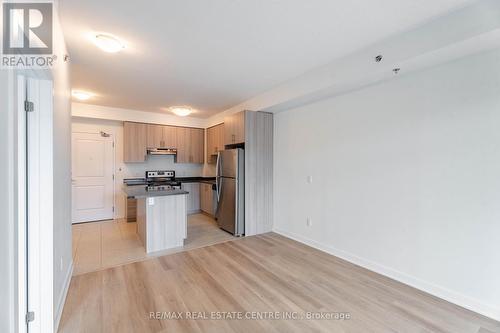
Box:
181 182 200 214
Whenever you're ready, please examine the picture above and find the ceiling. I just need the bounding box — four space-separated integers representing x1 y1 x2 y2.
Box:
60 0 474 118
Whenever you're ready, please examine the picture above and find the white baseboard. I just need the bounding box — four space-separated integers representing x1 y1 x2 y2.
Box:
273 228 500 322
54 260 74 332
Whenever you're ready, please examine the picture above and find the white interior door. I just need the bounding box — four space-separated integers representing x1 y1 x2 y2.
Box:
72 132 114 223
22 75 54 333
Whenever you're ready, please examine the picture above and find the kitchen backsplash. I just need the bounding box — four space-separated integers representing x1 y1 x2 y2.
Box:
122 154 204 178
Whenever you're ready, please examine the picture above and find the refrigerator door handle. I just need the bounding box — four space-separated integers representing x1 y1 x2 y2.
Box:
216 151 221 202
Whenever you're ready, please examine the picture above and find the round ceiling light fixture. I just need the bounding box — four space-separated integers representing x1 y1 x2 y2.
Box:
94 33 125 53
169 106 193 117
72 90 93 101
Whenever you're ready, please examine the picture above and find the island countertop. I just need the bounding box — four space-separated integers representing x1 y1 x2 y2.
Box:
123 176 216 186
124 186 188 199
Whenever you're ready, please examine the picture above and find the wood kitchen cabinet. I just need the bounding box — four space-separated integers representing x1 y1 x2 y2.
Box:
206 123 224 163
124 122 147 162
244 111 273 236
147 124 176 149
224 111 245 145
124 121 204 164
190 128 204 163
147 124 162 148
175 127 189 163
126 198 137 222
200 182 215 216
181 182 200 214
175 127 204 164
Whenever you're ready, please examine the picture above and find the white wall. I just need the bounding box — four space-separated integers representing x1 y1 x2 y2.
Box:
51 2 73 329
0 70 15 333
273 49 500 320
204 0 500 128
72 117 209 219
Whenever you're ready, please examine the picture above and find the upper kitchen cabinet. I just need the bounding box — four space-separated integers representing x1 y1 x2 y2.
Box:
224 111 245 145
124 122 147 162
190 128 205 163
206 123 224 163
175 127 204 164
175 127 189 163
124 122 204 164
147 124 176 149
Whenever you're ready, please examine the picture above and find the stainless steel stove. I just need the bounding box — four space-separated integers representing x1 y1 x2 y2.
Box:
145 170 181 190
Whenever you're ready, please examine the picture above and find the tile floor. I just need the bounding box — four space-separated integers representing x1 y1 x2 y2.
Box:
72 213 235 275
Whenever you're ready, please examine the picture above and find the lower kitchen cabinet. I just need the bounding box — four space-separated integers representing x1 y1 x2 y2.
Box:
126 198 137 222
181 182 200 214
200 182 215 216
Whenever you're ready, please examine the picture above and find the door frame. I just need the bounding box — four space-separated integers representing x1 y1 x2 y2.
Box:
16 71 54 333
16 73 28 333
71 130 116 223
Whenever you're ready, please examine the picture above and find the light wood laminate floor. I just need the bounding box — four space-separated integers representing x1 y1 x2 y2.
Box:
60 233 499 333
72 213 235 275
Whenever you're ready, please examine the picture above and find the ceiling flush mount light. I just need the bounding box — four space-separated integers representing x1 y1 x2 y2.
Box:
94 33 125 53
72 90 93 101
169 106 193 117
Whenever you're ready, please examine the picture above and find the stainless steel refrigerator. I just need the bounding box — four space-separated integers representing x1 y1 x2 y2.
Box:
215 148 244 236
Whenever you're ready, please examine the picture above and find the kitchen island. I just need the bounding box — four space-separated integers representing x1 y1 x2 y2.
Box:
124 186 189 253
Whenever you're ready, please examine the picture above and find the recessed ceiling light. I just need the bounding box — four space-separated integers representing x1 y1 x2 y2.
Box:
72 90 93 101
94 33 125 53
169 106 193 117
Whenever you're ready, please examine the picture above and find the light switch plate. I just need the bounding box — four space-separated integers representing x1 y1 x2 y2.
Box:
307 176 313 184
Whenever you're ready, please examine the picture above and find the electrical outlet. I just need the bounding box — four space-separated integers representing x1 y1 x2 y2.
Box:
148 197 155 205
306 218 312 227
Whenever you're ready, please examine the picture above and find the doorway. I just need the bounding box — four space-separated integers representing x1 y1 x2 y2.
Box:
71 132 115 224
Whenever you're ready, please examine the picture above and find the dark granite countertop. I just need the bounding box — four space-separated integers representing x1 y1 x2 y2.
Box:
123 186 188 199
123 178 148 186
175 177 216 184
123 177 216 186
